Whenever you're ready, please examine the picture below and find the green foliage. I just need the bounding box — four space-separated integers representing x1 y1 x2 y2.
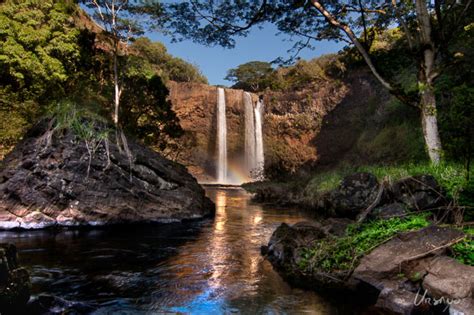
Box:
452 240 474 266
451 228 474 266
130 37 208 84
273 54 345 91
227 54 345 92
299 214 430 272
225 61 273 91
120 74 183 148
0 4 192 156
0 0 86 154
0 0 80 101
46 99 111 177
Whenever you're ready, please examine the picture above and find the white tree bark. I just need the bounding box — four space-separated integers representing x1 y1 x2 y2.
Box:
416 0 443 164
113 51 120 125
420 87 442 164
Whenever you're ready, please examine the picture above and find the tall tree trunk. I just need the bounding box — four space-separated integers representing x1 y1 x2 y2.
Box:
416 0 443 164
419 83 442 164
113 50 120 125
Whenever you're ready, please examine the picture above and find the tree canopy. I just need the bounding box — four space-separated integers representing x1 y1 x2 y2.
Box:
225 61 273 91
156 0 473 164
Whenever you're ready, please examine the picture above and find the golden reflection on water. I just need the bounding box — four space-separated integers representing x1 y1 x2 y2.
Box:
156 187 333 313
208 189 267 294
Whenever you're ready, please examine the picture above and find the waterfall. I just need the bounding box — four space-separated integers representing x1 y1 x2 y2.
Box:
216 87 227 183
254 99 264 179
244 92 256 175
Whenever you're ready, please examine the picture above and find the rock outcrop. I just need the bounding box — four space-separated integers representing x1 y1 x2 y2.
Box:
264 223 473 315
0 120 214 229
262 218 354 291
0 243 31 313
353 226 473 315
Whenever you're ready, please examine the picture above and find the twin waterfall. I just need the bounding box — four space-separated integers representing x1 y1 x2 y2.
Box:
216 88 264 185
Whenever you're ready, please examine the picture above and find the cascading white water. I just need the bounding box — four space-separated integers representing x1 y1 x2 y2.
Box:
254 99 265 179
216 87 228 183
244 92 256 175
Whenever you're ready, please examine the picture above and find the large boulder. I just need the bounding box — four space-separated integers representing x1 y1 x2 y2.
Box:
352 226 472 315
263 220 352 291
263 221 327 268
422 256 474 315
0 244 31 313
390 175 445 210
325 172 380 218
0 120 214 229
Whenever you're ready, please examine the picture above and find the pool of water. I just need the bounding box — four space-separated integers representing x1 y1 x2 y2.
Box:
1 187 346 314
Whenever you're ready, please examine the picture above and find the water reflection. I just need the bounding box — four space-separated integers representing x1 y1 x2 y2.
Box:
1 188 342 314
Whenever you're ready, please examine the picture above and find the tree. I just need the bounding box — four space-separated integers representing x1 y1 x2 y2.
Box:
120 74 183 148
82 0 144 125
225 61 273 91
0 0 81 104
0 0 82 155
156 0 474 164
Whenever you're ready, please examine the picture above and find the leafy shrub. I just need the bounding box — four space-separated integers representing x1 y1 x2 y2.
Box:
299 214 430 272
451 228 474 266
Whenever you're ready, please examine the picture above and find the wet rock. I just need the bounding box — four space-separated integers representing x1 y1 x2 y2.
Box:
265 221 327 270
0 244 31 313
422 256 474 300
391 175 445 210
353 226 464 289
352 226 469 315
263 221 353 291
449 298 474 315
26 295 95 315
325 172 380 218
371 203 407 220
0 120 215 230
374 287 423 315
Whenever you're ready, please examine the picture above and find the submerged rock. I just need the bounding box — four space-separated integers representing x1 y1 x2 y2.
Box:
0 243 31 313
0 120 214 230
26 295 95 315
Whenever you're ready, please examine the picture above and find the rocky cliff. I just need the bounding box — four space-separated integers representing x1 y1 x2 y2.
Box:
0 120 214 230
167 67 400 181
168 82 258 182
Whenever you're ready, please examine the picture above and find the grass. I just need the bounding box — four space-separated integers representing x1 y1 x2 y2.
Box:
298 214 431 273
304 162 472 202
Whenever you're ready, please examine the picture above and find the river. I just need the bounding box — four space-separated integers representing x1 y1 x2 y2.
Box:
1 187 346 314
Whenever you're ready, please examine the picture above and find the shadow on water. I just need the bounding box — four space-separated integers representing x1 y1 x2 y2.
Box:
1 187 351 314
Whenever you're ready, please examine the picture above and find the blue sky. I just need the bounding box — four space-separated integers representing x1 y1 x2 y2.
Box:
148 23 345 86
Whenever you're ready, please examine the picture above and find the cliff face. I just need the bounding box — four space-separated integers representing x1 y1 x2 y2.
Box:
167 68 392 180
168 82 258 182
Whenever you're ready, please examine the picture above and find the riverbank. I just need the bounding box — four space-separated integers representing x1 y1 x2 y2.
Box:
246 166 474 314
0 187 353 314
